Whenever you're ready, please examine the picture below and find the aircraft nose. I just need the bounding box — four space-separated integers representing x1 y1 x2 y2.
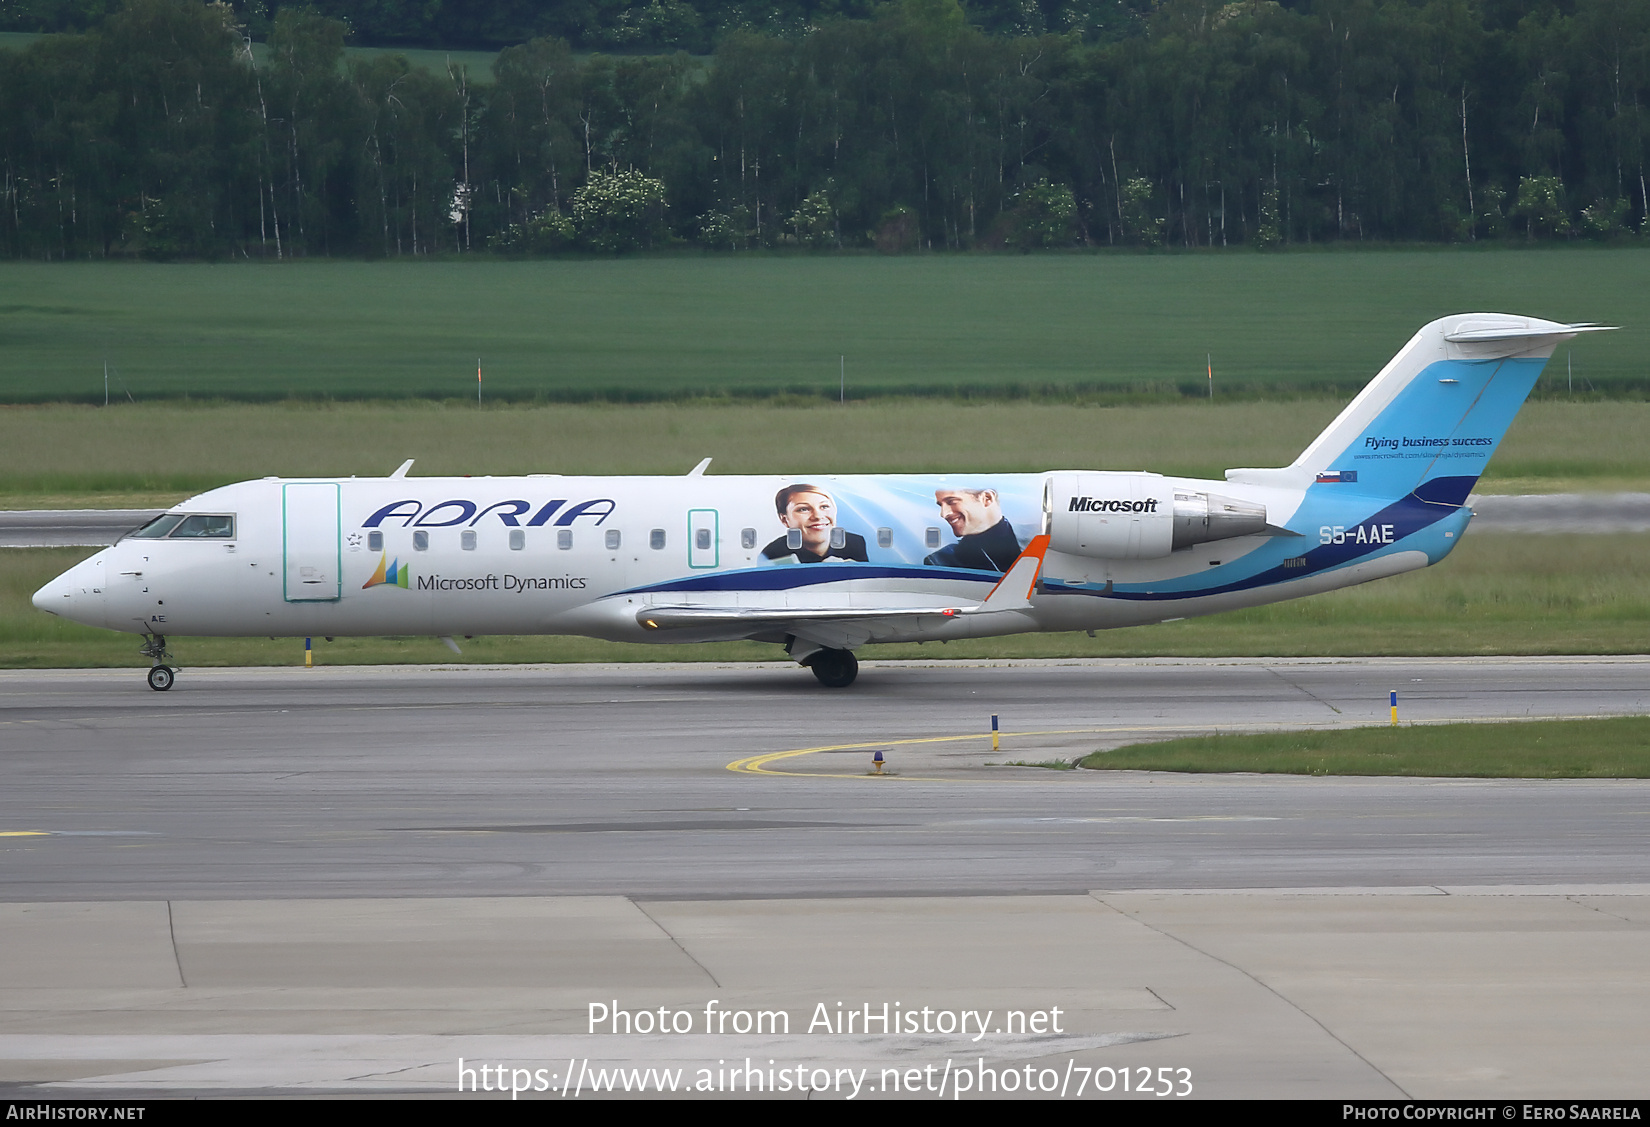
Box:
31 576 63 613
33 554 108 629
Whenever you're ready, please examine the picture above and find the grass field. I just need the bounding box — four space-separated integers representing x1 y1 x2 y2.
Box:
0 398 1643 504
7 533 1647 668
1077 716 1650 777
2 250 1644 403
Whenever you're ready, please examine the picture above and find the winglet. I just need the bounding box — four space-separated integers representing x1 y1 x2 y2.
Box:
969 534 1050 614
390 459 415 479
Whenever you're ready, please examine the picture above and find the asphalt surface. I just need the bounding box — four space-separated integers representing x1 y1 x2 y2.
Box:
2 494 1650 546
3 657 1647 901
3 658 1647 1099
0 509 160 547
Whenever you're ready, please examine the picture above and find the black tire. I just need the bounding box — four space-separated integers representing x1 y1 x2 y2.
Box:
147 665 175 692
809 649 858 688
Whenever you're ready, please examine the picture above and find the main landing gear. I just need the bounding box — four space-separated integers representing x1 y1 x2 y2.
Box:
806 648 859 689
140 634 175 691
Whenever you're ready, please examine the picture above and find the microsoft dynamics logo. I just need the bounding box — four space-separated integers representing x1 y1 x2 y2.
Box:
362 554 410 589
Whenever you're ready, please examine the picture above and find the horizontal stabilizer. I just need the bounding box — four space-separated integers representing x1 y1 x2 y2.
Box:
1444 322 1615 344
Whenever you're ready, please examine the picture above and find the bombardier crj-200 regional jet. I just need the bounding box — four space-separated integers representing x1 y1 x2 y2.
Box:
34 314 1611 691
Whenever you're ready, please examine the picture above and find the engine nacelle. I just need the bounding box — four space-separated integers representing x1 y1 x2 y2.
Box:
1045 473 1268 560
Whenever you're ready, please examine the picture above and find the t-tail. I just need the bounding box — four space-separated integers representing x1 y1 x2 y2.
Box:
1227 314 1614 509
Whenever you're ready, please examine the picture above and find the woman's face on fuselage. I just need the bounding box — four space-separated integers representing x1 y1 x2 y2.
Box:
781 491 835 553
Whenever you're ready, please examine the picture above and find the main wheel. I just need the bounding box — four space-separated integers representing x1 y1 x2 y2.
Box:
809 648 858 688
147 665 175 692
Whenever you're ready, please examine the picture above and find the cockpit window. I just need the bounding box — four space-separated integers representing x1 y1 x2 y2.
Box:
126 513 235 540
127 514 186 539
169 514 235 539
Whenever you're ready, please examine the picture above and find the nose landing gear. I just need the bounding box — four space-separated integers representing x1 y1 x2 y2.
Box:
140 634 176 691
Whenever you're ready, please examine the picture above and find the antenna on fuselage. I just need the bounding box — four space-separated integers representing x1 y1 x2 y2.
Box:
687 457 712 476
390 459 415 478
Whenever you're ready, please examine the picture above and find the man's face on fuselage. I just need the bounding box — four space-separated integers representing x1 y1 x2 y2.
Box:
935 490 999 537
782 492 836 554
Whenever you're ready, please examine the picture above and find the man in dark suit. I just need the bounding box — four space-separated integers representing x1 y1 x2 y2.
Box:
761 484 868 563
924 486 1020 572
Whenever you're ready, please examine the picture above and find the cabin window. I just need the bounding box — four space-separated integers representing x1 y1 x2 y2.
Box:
557 529 573 550
650 529 666 550
460 529 477 551
696 528 712 551
829 527 846 550
413 531 429 551
786 528 803 551
509 529 525 551
169 514 235 539
877 527 892 549
605 529 621 551
741 528 756 549
368 531 383 552
925 527 941 550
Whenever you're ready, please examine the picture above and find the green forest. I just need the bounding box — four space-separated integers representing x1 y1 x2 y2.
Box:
1 0 1647 259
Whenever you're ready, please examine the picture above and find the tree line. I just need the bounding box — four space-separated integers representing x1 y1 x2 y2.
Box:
3 0 1153 53
2 0 1647 261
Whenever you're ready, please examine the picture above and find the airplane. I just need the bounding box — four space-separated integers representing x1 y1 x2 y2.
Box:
33 313 1611 691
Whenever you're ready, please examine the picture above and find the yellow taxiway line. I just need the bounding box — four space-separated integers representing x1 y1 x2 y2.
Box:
727 727 1144 779
724 714 1613 780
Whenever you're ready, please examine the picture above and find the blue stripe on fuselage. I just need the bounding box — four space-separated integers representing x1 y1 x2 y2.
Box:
622 487 1468 604
1048 480 1472 601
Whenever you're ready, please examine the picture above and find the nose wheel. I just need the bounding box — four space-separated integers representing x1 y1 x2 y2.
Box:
139 634 176 691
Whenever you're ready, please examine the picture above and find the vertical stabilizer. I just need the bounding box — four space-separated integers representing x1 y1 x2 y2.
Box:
1225 314 1611 504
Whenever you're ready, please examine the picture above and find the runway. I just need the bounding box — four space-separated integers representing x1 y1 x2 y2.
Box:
2 657 1647 900
2 658 1648 1098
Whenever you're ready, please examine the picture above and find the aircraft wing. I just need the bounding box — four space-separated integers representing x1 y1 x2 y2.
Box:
638 604 966 629
635 536 1051 647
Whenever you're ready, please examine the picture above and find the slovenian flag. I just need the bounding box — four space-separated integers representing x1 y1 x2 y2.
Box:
1315 470 1357 484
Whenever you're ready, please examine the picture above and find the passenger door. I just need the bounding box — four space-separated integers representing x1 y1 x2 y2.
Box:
688 508 718 569
283 482 341 601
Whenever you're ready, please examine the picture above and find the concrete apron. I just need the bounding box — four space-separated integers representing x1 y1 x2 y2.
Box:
1 887 1647 1099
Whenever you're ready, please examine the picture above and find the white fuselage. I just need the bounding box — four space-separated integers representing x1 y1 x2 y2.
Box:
37 470 1431 650
32 314 1598 679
